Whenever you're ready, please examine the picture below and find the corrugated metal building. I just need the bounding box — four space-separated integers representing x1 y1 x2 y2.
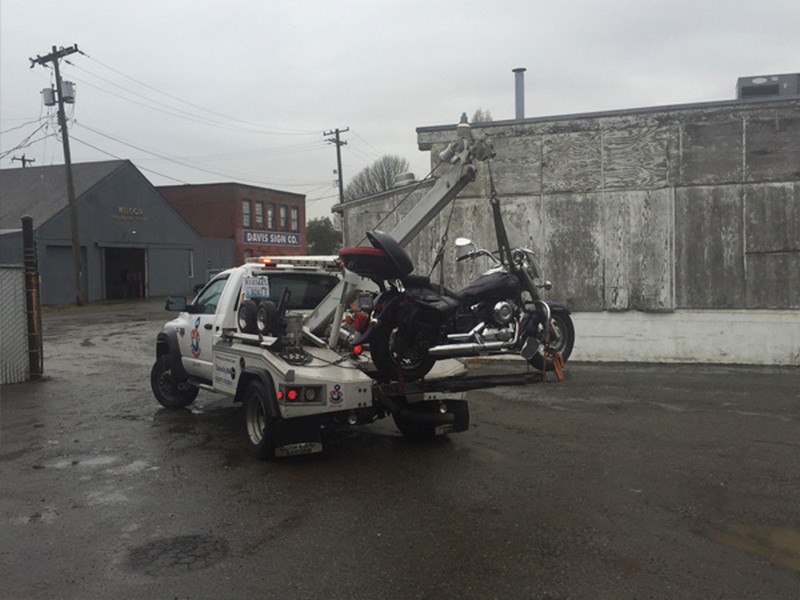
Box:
0 160 209 304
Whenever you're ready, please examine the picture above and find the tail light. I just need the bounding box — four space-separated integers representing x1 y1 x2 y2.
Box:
278 385 323 404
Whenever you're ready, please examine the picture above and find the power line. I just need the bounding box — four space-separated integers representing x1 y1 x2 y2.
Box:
65 74 293 136
0 118 45 135
350 129 383 156
69 134 188 183
0 121 52 159
75 52 318 136
74 120 331 189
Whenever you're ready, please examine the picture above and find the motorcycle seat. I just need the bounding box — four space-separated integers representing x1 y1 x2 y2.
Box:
404 281 461 314
403 274 433 288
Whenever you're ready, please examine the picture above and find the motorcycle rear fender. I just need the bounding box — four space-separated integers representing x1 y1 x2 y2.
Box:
353 290 402 346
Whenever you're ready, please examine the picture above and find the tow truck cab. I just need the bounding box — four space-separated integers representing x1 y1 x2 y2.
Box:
157 255 343 385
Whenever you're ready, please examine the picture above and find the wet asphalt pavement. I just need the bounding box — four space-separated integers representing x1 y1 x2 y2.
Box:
1 299 799 599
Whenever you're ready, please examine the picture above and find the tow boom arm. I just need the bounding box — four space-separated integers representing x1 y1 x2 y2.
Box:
304 115 495 344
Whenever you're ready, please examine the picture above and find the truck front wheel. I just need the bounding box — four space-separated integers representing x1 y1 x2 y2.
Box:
243 380 278 460
150 354 198 409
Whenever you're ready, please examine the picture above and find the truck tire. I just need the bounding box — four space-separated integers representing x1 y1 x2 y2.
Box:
392 412 438 440
243 379 278 460
238 300 258 334
150 354 199 409
256 301 280 336
392 401 447 440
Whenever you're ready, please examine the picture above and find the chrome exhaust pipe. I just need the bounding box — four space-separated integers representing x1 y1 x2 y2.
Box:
428 339 513 358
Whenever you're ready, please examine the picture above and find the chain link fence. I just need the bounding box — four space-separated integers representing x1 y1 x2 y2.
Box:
1 266 29 384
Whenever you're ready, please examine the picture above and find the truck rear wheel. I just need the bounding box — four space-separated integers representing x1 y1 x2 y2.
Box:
150 354 198 409
243 380 278 460
392 411 438 440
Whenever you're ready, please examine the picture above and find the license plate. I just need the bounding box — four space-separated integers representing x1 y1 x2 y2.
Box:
275 442 323 458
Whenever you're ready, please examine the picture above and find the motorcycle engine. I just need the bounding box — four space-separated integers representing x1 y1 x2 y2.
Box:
491 301 515 326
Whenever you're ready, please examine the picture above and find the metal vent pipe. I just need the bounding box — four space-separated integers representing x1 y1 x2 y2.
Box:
513 67 526 120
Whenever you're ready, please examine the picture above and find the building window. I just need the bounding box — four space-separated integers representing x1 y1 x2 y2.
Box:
290 207 299 232
242 199 251 228
279 205 287 229
255 201 264 228
188 250 194 278
267 203 275 230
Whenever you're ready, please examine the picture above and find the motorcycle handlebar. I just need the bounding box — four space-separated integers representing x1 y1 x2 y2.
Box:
456 249 499 263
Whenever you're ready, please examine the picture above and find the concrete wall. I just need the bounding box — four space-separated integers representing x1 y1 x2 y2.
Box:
338 98 800 365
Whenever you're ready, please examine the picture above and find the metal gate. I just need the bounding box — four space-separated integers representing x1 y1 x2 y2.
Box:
0 266 29 384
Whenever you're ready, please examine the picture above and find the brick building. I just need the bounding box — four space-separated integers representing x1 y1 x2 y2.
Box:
158 183 307 264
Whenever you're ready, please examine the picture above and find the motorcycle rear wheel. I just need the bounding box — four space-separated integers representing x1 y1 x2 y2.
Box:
370 325 436 382
528 312 575 372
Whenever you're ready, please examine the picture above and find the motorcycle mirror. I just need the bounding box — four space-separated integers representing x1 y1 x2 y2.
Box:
541 280 553 291
455 237 473 248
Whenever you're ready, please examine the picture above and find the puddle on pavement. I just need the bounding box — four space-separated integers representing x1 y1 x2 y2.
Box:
127 534 229 576
710 524 800 572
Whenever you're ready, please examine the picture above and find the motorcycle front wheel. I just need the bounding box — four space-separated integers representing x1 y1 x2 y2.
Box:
528 312 575 372
370 324 436 382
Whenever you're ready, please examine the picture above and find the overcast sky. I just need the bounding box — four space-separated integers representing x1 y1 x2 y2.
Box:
2 0 799 220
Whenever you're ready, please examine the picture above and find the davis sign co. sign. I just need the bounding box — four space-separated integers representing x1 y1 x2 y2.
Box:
242 230 301 247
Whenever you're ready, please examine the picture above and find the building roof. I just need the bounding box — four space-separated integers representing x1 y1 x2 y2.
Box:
416 96 800 145
157 181 306 200
0 160 127 230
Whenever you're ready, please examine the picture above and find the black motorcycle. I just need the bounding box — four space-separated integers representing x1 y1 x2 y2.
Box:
339 194 575 382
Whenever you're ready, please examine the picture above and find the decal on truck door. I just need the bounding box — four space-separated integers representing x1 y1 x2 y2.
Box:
191 317 202 357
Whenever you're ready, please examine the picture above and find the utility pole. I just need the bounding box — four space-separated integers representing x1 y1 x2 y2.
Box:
30 44 84 305
324 127 349 204
12 155 36 167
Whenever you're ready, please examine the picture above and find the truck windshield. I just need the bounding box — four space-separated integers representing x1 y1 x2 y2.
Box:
193 276 229 314
253 273 339 311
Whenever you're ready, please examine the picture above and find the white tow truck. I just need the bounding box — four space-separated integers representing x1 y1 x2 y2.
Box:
151 254 470 459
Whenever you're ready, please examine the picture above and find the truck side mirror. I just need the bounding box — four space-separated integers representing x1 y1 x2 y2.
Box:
165 296 187 312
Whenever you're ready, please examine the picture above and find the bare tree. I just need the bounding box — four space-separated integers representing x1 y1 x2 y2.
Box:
472 108 493 123
344 155 410 201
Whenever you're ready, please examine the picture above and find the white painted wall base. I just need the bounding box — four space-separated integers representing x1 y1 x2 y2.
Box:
570 310 800 366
